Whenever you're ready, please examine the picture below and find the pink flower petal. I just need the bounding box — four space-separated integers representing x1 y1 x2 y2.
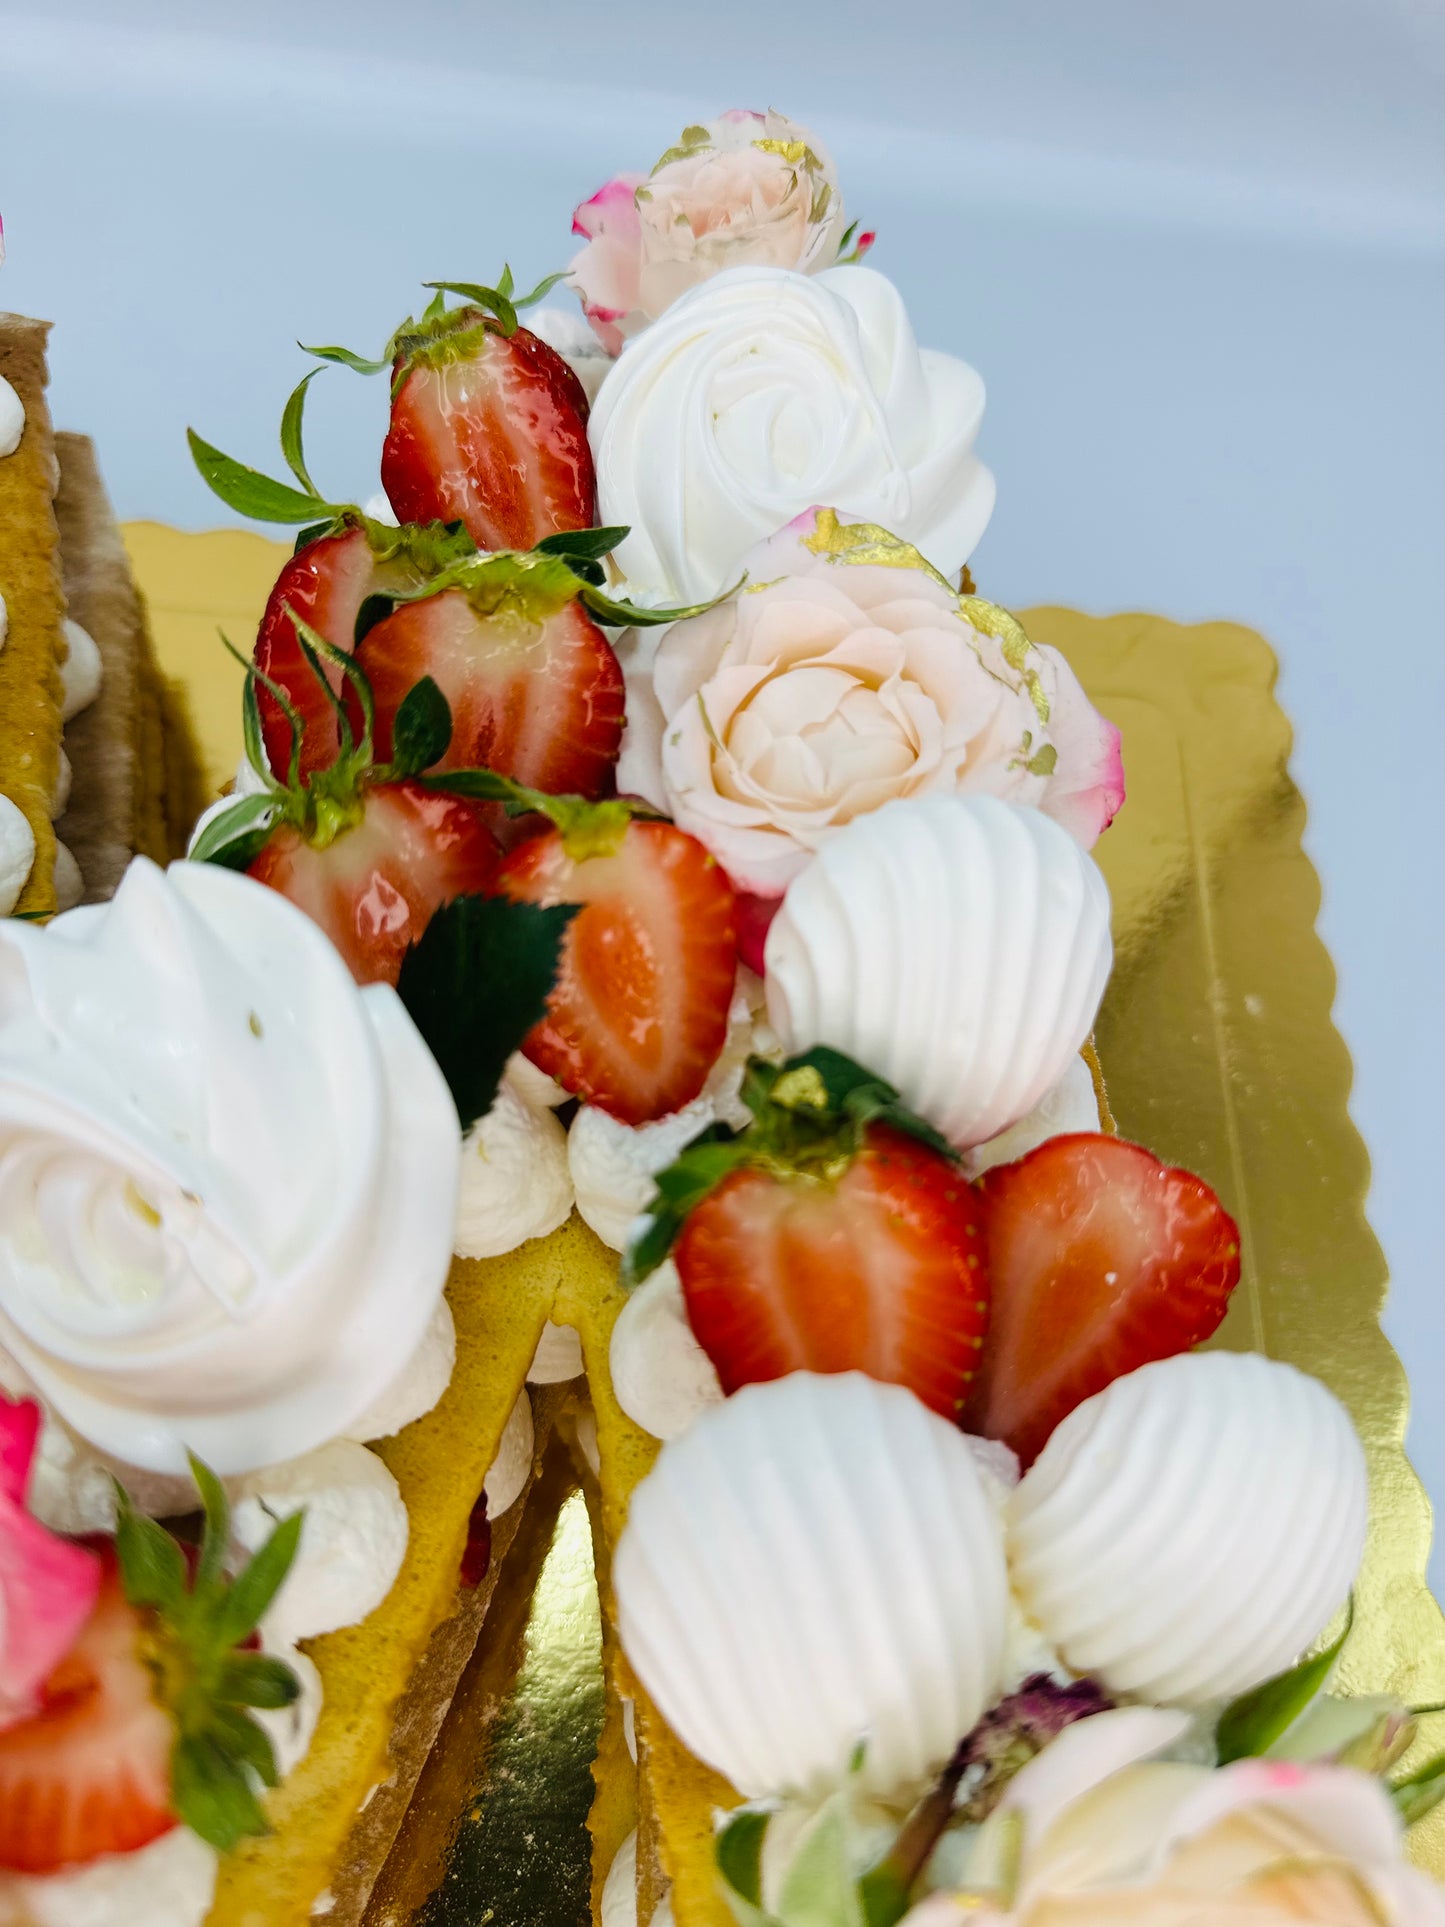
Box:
0 1393 103 1732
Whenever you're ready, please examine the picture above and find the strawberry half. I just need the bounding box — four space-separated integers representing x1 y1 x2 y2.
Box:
490 792 738 1124
966 1132 1242 1466
626 1049 990 1419
192 623 501 986
306 276 594 553
0 1458 302 1874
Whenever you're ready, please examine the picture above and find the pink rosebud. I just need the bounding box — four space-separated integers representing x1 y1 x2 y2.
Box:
0 1393 103 1732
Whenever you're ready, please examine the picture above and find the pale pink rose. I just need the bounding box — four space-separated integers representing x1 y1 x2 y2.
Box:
915 1708 1445 1926
619 508 1123 897
0 1391 103 1731
569 109 860 349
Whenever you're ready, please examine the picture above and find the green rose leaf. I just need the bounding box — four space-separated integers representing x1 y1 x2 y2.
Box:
1215 1599 1354 1764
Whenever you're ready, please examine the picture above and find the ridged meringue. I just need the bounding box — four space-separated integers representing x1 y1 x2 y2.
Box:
765 796 1113 1149
1007 1352 1369 1706
614 1372 1010 1801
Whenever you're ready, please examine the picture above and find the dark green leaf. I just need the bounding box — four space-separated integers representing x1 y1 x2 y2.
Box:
422 281 519 335
215 1509 304 1649
294 516 342 556
396 895 577 1133
188 430 330 524
857 1865 913 1927
279 369 323 496
1216 1600 1354 1764
172 1731 270 1853
622 1127 746 1286
534 526 630 562
217 1652 302 1712
300 340 389 376
1392 1747 1445 1827
389 675 453 776
419 767 546 813
112 1486 187 1612
716 1807 770 1907
189 793 281 870
211 1705 281 1791
286 609 372 761
188 1451 231 1597
354 590 399 648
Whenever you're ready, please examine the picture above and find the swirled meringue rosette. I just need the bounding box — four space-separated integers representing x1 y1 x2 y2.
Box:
618 509 1123 899
590 268 995 603
0 857 459 1476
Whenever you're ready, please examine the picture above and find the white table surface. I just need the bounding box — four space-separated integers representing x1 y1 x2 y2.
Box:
3 0 1442 1590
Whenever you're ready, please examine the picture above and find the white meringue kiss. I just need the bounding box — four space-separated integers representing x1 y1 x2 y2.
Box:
614 1372 1010 1801
1008 1352 1369 1706
0 859 459 1474
766 796 1112 1149
591 265 994 603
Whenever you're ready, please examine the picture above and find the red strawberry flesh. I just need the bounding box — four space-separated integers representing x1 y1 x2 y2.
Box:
967 1132 1241 1466
677 1123 991 1419
383 324 595 553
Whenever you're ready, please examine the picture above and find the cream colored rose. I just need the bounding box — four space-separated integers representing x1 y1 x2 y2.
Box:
916 1708 1445 1926
619 509 1123 896
570 108 859 351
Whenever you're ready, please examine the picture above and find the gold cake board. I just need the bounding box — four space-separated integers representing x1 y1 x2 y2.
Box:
121 524 1445 1911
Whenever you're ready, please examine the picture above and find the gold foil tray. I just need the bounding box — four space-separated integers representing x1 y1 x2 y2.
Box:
122 527 1445 1904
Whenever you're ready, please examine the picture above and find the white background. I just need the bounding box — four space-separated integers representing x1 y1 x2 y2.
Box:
2 0 1442 1587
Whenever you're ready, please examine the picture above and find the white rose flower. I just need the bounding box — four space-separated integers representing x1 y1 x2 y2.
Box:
590 266 995 604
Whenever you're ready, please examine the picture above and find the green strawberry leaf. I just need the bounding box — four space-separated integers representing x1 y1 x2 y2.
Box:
623 1125 748 1287
279 368 324 497
511 268 571 310
388 675 454 777
577 575 744 630
717 1807 771 1909
1391 1746 1445 1827
211 1704 281 1791
1215 1599 1354 1764
396 894 578 1133
534 526 630 562
188 429 333 524
300 340 390 376
189 793 282 871
215 1509 304 1650
422 280 520 336
111 1486 188 1613
188 1449 231 1596
216 1652 302 1711
172 1730 270 1853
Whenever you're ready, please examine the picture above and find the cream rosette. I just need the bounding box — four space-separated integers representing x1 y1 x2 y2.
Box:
590 268 995 604
0 859 458 1475
618 510 1123 897
570 108 855 352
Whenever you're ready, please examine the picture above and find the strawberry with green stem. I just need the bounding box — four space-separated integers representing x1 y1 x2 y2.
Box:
306 269 594 552
625 1049 992 1416
0 1452 303 1874
192 620 502 987
436 769 739 1124
190 370 480 783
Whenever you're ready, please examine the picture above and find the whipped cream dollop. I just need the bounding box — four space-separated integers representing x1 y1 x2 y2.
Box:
454 1078 573 1260
615 1371 1010 1802
58 621 102 725
963 1054 1102 1179
0 798 35 918
0 858 459 1474
1008 1352 1369 1706
590 264 994 604
599 1830 676 1927
50 750 72 821
231 1438 409 1646
766 796 1113 1149
483 1391 535 1516
609 1262 723 1440
0 1827 218 1927
527 1319 584 1384
0 375 23 459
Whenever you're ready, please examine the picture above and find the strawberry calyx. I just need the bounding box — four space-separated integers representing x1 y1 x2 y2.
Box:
302 266 570 387
111 1453 302 1854
355 531 737 639
188 369 477 575
623 1047 958 1286
421 762 660 861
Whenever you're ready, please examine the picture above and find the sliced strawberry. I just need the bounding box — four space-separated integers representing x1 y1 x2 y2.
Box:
495 813 736 1124
254 526 390 782
966 1133 1242 1466
357 590 624 807
383 317 594 552
0 1547 175 1873
249 779 500 987
678 1123 990 1420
